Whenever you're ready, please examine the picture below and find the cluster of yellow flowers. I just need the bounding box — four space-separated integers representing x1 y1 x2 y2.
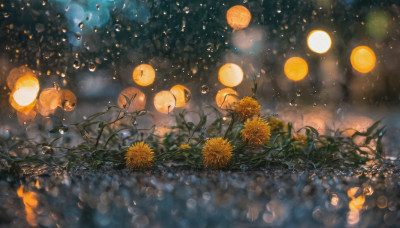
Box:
125 97 276 169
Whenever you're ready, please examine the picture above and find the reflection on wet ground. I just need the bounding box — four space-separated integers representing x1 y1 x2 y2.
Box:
1 162 399 228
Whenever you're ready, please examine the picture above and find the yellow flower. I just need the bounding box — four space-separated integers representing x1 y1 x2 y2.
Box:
241 117 271 147
179 144 190 150
269 117 286 132
125 142 154 169
202 137 233 168
235 96 261 121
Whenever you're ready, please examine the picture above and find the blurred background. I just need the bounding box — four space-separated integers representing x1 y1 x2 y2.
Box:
0 0 399 156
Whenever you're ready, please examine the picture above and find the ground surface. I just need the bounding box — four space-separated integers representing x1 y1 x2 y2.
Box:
1 163 399 228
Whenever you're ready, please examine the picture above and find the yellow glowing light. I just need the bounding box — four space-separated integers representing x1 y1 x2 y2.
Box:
218 63 244 87
37 88 61 116
284 57 308 81
17 186 38 226
60 89 77 111
226 5 251 30
6 66 36 91
307 30 332 54
215 88 238 109
170 84 191 108
350 46 376 73
9 74 40 111
12 87 38 107
154 90 176 114
118 87 146 112
132 64 156 86
15 75 40 92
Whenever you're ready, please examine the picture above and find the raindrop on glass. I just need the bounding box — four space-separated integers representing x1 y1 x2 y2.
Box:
201 85 209 94
73 60 80 69
183 6 190 14
114 24 122 32
88 62 96 72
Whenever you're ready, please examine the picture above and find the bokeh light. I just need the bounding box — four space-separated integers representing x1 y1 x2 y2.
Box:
37 88 61 116
154 90 176 114
9 73 40 112
226 5 251 30
12 87 38 107
132 64 156 87
117 87 146 112
216 88 238 109
307 30 332 54
350 46 376 73
170 85 191 108
7 66 36 91
60 89 77 112
284 57 309 81
218 63 244 87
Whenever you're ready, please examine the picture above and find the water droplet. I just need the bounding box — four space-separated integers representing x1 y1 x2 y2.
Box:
114 24 122 32
96 4 100 10
201 85 209 94
296 90 302 97
59 125 68 135
75 33 81 40
277 9 282 13
183 6 190 14
88 62 96 72
79 22 84 29
73 60 80 69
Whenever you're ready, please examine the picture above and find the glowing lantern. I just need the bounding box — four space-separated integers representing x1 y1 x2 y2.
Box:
218 63 244 87
307 30 332 54
284 57 308 81
37 88 61 116
226 5 251 30
350 46 376 73
154 90 176 114
170 85 191 108
132 64 155 86
216 88 238 109
60 89 77 111
117 87 146 112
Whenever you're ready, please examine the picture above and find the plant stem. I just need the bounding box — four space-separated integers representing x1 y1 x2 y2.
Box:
223 114 235 139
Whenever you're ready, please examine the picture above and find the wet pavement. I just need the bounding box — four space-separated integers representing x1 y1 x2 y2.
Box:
1 162 399 228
